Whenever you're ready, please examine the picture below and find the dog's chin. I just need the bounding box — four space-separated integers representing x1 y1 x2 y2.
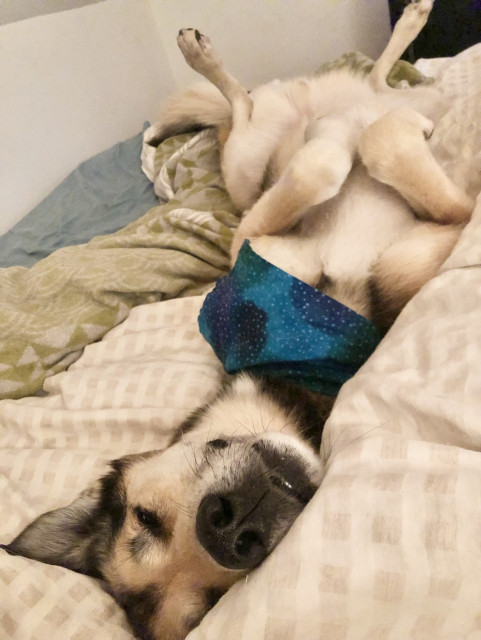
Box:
195 434 321 571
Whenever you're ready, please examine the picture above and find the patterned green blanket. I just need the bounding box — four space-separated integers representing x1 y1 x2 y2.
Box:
0 54 426 400
0 131 239 399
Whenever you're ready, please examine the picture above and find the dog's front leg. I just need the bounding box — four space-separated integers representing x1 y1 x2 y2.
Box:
231 116 357 262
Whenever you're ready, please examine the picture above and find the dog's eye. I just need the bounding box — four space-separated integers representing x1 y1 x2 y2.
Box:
134 506 164 536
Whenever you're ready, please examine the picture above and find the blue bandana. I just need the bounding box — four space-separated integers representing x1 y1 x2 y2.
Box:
198 241 382 396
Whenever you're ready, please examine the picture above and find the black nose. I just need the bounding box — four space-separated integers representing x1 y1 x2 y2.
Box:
196 492 268 570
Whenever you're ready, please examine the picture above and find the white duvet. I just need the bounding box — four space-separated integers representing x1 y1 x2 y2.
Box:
1 45 481 640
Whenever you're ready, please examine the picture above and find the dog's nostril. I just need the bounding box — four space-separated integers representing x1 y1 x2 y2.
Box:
235 530 263 557
207 495 234 528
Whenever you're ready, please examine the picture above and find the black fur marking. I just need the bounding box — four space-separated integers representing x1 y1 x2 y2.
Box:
147 124 206 148
72 460 131 577
256 375 334 450
171 374 330 451
367 275 397 332
207 438 229 450
205 586 226 609
98 462 127 539
74 462 128 577
169 404 211 445
169 376 239 446
116 584 161 640
184 586 226 632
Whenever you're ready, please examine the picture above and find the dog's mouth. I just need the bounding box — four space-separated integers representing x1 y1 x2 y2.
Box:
195 437 319 571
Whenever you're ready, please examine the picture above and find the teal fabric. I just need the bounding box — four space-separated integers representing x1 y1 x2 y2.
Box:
199 241 383 396
0 124 158 268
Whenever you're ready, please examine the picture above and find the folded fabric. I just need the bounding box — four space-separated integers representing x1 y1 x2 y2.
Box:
198 241 382 396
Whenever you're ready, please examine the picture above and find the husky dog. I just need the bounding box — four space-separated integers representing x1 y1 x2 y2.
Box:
3 2 475 640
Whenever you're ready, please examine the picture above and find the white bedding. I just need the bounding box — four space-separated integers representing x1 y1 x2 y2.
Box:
2 45 481 640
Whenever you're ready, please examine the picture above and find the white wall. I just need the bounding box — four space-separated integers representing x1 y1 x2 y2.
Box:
0 0 174 234
1 0 392 235
148 0 392 88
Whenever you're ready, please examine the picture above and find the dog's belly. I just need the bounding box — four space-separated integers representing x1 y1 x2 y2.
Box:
311 164 419 315
315 164 418 281
251 163 418 318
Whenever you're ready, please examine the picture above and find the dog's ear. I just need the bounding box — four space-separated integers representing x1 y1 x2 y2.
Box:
2 460 128 578
2 483 104 576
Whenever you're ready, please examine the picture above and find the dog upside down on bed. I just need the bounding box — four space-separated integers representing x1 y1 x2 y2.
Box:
3 2 475 639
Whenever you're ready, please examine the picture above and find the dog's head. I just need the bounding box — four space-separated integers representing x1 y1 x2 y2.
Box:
3 378 324 640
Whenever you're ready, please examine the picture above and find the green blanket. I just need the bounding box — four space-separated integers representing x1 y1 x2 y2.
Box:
0 54 426 400
0 131 239 399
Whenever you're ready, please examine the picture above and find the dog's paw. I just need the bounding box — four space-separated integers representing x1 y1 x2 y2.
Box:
399 108 434 139
422 116 434 140
177 28 222 74
400 0 433 30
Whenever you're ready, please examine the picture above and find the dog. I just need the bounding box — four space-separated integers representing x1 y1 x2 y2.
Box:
3 2 476 640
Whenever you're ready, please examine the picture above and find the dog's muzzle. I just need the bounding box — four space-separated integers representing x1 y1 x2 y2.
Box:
195 440 317 570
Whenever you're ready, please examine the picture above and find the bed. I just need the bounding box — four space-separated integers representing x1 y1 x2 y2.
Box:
1 45 481 640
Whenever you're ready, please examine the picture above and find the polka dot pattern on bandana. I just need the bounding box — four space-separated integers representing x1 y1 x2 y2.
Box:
198 241 382 396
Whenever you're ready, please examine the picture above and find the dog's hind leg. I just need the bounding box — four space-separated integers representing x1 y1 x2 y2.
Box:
370 222 461 328
359 107 475 224
360 106 474 327
177 29 252 124
230 115 358 261
369 0 433 90
177 28 269 209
